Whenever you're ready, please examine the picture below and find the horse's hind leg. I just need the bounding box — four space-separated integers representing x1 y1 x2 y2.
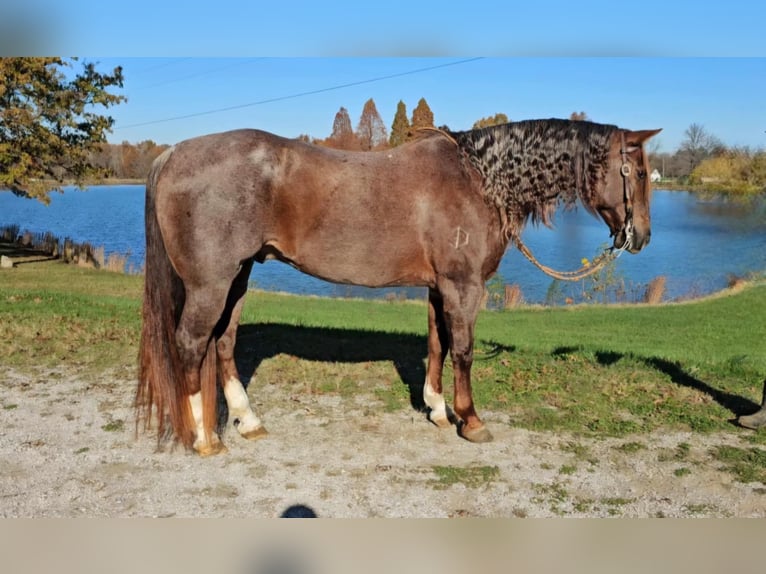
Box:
423 288 454 428
176 285 231 456
216 260 268 441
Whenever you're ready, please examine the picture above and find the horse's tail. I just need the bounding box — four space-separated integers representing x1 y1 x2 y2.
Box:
135 147 196 449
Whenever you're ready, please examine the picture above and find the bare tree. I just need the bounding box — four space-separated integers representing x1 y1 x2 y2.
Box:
679 123 722 173
325 107 359 150
356 98 388 151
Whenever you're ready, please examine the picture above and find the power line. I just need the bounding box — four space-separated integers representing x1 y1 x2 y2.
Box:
115 57 484 130
131 58 262 91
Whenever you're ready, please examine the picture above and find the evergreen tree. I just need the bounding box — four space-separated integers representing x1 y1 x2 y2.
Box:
0 57 126 203
356 98 388 151
389 100 410 147
410 97 435 132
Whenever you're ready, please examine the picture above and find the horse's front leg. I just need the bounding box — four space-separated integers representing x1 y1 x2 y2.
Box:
423 288 454 428
439 278 493 443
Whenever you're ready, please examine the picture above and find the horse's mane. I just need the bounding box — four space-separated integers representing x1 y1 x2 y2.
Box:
449 119 618 235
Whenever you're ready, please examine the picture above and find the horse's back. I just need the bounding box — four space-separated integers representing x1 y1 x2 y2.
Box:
151 128 502 288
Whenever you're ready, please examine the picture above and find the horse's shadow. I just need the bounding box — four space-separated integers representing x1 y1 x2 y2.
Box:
593 351 760 422
232 323 428 411
226 324 760 430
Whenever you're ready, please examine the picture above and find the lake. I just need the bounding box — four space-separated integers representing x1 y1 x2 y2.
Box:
1 185 764 304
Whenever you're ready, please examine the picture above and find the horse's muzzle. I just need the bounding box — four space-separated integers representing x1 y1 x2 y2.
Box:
614 226 650 254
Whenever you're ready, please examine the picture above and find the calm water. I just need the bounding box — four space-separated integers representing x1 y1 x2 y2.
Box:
1 185 764 303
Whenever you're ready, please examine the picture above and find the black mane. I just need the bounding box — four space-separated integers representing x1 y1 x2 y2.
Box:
450 119 618 235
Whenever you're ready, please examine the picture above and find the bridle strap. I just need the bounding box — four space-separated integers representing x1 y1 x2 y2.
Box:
510 130 635 282
620 131 634 220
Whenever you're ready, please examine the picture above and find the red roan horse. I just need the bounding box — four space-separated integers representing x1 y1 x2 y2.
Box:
136 119 660 455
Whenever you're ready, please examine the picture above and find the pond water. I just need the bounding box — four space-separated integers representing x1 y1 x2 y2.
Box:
1 186 764 304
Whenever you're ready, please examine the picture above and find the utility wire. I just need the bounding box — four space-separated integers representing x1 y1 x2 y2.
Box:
115 57 484 130
131 58 262 91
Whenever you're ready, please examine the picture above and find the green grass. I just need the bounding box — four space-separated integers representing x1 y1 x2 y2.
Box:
711 445 766 483
429 465 501 489
1 260 765 438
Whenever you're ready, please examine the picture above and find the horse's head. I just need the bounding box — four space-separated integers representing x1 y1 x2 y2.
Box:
597 128 662 254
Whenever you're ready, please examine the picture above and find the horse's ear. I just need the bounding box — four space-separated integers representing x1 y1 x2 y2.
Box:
626 128 662 146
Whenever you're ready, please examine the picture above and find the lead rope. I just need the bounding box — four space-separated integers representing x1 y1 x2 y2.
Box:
510 131 635 282
510 233 628 282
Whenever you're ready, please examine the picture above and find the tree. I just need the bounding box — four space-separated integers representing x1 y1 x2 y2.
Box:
678 123 724 174
389 100 410 147
569 111 589 121
690 148 766 194
472 113 509 129
410 97 435 132
324 106 359 150
0 57 126 203
356 98 388 151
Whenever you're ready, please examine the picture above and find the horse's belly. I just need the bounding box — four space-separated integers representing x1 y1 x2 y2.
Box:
268 240 433 288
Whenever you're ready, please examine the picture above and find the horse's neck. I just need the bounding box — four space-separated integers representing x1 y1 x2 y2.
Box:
457 131 584 230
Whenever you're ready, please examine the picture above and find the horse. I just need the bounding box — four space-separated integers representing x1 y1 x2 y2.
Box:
135 118 661 456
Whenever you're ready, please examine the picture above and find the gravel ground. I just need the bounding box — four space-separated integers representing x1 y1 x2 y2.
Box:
1 366 765 518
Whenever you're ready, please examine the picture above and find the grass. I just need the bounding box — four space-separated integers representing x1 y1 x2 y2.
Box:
711 445 766 483
429 465 501 489
1 260 765 439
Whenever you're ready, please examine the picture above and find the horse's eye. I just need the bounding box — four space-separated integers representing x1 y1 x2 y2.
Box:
637 169 646 180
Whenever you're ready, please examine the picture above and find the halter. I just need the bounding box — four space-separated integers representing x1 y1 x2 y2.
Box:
511 130 636 282
618 131 636 253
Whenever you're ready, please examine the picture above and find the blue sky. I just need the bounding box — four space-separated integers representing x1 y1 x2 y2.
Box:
3 2 765 152
99 57 765 153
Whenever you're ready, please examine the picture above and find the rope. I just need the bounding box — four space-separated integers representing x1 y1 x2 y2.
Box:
415 126 459 147
421 124 632 282
510 234 624 282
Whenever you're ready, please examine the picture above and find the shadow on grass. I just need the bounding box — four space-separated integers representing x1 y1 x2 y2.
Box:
226 323 759 431
643 357 759 421
592 350 760 421
234 323 428 411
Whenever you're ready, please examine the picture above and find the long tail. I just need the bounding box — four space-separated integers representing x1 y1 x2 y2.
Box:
135 148 196 449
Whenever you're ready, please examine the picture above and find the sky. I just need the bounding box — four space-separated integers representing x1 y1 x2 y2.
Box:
2 1 765 153
96 57 766 153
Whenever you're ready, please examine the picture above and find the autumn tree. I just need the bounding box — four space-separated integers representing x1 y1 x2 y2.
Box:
472 113 509 129
569 111 589 121
691 148 766 195
410 97 435 132
324 106 359 150
0 57 126 203
389 100 410 147
356 98 388 151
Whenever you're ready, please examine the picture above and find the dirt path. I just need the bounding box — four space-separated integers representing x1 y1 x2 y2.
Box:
1 366 764 518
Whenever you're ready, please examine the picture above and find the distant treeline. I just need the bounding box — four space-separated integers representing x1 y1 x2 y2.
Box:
89 140 171 181
97 106 765 196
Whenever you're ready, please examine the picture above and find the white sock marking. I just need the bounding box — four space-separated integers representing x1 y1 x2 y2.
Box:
223 377 263 435
423 379 448 424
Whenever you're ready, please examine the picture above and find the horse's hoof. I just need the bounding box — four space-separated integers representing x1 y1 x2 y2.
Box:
459 424 494 443
240 426 269 441
428 410 452 429
194 441 228 457
738 409 766 430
